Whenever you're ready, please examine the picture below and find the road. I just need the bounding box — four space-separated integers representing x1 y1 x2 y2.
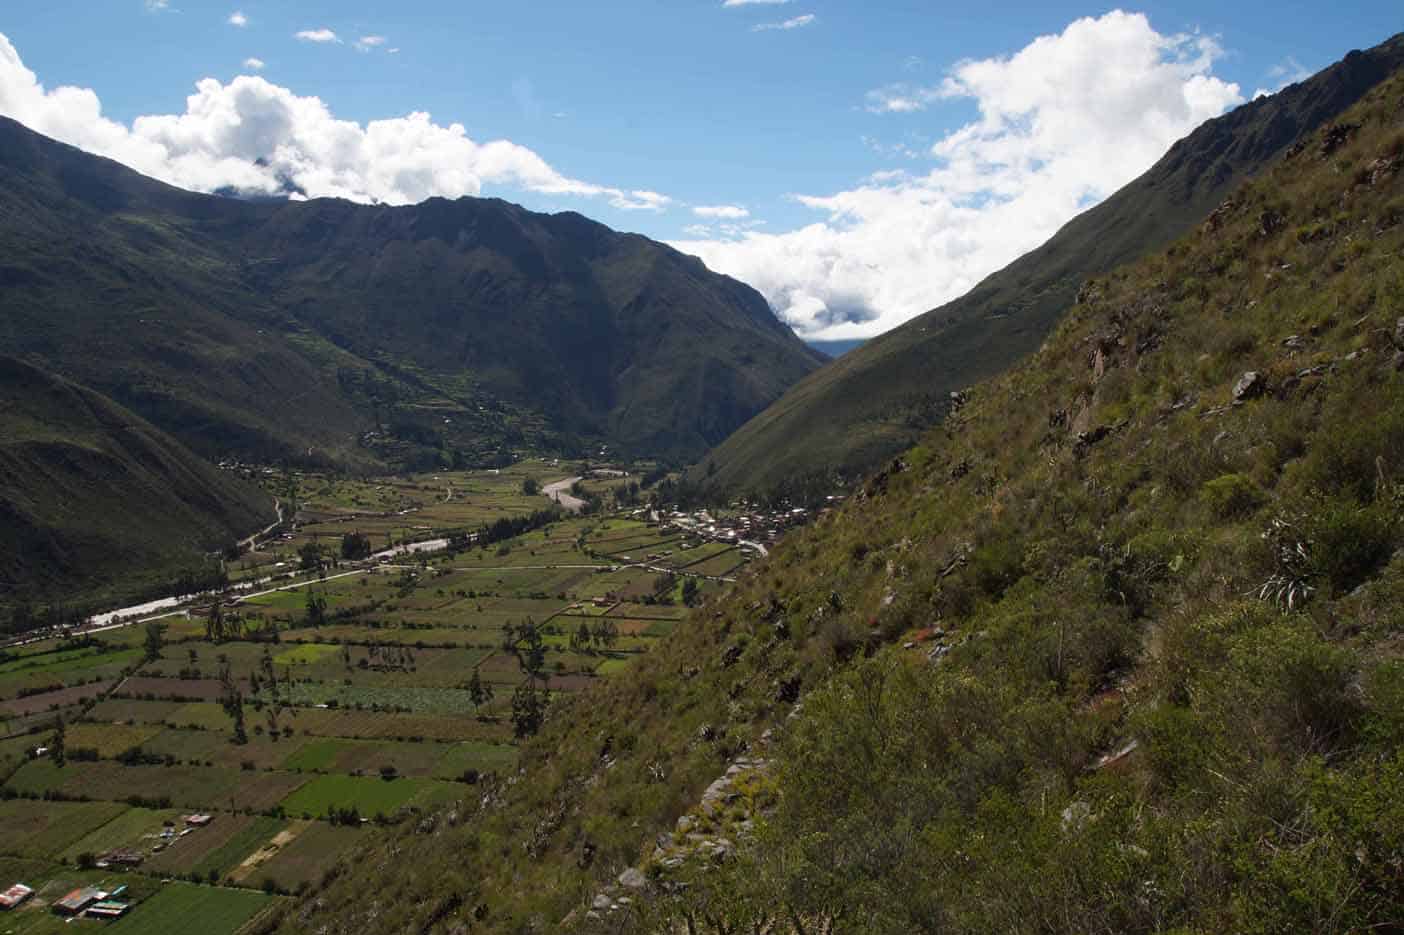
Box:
543 477 586 513
239 497 284 551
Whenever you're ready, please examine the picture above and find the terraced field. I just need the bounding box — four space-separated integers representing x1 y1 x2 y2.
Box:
0 464 737 929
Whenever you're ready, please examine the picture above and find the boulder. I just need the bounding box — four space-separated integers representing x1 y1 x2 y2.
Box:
1232 371 1264 402
618 867 647 890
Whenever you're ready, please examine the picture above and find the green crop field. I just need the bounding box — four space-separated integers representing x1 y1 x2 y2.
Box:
0 799 130 860
279 774 458 819
57 806 185 863
109 882 276 935
1 460 722 901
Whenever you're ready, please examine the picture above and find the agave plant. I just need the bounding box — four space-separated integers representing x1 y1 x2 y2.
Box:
1258 517 1316 611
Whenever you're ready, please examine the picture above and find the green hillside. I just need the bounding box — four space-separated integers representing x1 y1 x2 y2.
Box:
0 118 823 470
0 357 273 613
261 50 1404 934
693 32 1404 500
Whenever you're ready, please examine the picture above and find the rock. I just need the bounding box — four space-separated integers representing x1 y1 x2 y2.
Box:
618 867 647 890
1394 351 1404 372
592 894 612 911
1232 371 1264 402
1281 334 1306 351
676 815 695 834
1395 318 1404 349
1061 801 1092 832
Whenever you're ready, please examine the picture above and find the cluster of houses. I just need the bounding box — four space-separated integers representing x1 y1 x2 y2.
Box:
644 500 836 553
0 815 216 921
1 881 132 919
52 886 131 919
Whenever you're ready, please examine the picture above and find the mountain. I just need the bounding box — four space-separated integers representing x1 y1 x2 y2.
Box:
0 117 824 470
265 48 1404 933
692 32 1404 499
0 356 272 610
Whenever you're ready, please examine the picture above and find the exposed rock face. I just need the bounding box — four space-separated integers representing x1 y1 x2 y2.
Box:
1233 371 1265 402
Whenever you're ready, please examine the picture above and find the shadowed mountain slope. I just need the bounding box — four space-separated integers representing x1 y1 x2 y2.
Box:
0 118 823 470
0 357 272 608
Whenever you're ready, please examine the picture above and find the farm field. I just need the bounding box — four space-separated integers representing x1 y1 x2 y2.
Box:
1 462 735 911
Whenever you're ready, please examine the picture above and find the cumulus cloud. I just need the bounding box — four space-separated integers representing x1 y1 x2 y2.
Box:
753 14 815 32
0 31 671 211
228 10 248 27
242 57 265 71
355 36 387 52
674 10 1243 340
295 28 339 43
693 204 750 219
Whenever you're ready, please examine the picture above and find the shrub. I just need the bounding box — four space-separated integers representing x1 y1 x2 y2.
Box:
1201 473 1264 520
1307 499 1396 595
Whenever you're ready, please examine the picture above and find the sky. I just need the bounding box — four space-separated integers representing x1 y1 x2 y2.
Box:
0 2 1399 342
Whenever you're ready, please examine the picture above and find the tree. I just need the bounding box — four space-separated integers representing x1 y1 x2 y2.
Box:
340 531 372 561
299 542 325 572
205 599 226 643
304 589 328 627
143 622 167 661
681 577 701 607
591 619 619 651
570 622 592 654
218 659 247 744
521 477 540 496
511 683 546 739
49 715 67 767
468 667 495 717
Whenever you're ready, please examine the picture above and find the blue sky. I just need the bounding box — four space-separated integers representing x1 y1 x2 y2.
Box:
1 2 1399 339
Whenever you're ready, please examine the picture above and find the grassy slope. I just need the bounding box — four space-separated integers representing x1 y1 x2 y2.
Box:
0 356 273 606
260 60 1404 935
694 32 1404 499
0 121 822 469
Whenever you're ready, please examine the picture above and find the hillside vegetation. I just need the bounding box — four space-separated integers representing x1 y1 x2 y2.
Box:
264 56 1404 935
0 117 822 470
692 32 1404 502
0 357 272 612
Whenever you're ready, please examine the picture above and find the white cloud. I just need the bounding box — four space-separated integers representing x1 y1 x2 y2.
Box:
0 31 671 212
355 35 386 52
693 204 750 219
865 83 943 113
242 57 265 71
616 190 672 212
752 14 815 32
295 29 339 43
723 0 792 5
674 10 1243 340
228 10 248 27
145 0 171 11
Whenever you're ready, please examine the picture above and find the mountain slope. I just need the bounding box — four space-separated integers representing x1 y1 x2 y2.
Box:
693 32 1404 498
0 357 273 611
265 48 1404 934
0 118 823 468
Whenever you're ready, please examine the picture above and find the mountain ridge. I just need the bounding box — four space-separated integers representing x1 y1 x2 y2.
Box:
0 117 823 470
691 31 1404 499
